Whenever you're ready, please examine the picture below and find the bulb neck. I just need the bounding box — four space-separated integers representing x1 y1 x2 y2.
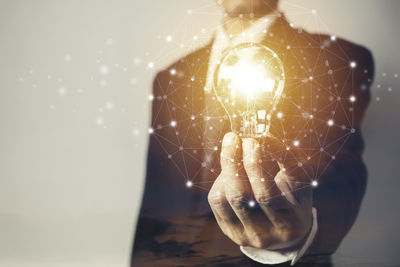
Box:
230 110 271 139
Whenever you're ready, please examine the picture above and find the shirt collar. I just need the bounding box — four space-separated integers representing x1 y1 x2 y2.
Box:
215 10 280 47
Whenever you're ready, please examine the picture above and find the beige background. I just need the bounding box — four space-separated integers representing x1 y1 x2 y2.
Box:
0 0 399 266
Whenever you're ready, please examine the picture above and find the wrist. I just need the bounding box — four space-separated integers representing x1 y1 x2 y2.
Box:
240 208 318 266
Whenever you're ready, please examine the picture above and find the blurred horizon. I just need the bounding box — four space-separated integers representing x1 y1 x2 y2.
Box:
0 0 399 266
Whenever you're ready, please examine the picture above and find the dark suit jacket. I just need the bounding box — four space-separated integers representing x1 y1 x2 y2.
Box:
131 15 374 267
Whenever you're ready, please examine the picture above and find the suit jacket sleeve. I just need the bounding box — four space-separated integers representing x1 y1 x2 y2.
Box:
131 71 172 256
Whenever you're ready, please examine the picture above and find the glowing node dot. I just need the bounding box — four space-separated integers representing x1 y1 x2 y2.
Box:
330 35 336 41
311 9 317 15
311 180 318 187
277 112 283 118
96 117 104 126
293 140 300 147
64 54 72 62
133 57 141 65
170 68 176 75
350 61 357 68
170 120 177 127
349 95 356 102
186 181 193 188
148 62 154 69
148 128 154 134
99 65 109 75
249 200 256 208
58 87 66 96
327 119 334 126
148 94 154 101
166 35 173 42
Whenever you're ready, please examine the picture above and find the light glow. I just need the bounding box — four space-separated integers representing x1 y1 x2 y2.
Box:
219 60 276 98
213 43 285 138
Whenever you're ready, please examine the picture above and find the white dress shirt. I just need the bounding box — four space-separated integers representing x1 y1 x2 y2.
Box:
205 12 318 265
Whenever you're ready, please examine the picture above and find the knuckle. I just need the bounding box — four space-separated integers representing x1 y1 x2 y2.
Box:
274 172 286 184
220 227 248 247
220 156 234 167
231 232 250 247
207 191 226 207
217 172 230 184
254 193 272 206
243 158 259 172
226 192 248 209
249 234 270 249
277 226 296 243
215 220 229 235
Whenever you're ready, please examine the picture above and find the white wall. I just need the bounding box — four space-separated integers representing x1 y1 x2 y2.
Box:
0 0 399 266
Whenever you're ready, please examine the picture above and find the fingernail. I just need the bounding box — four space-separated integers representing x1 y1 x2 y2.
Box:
222 132 239 147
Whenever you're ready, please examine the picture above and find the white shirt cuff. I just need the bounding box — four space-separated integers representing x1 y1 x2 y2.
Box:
240 207 318 266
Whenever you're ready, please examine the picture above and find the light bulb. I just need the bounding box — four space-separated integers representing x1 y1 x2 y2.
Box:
213 42 285 138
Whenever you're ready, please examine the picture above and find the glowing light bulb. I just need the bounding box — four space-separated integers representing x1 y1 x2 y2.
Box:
213 43 285 138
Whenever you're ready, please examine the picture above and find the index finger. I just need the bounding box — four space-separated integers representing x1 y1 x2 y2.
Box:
220 132 242 174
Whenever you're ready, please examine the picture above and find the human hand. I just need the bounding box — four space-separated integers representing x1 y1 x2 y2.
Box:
208 132 313 250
